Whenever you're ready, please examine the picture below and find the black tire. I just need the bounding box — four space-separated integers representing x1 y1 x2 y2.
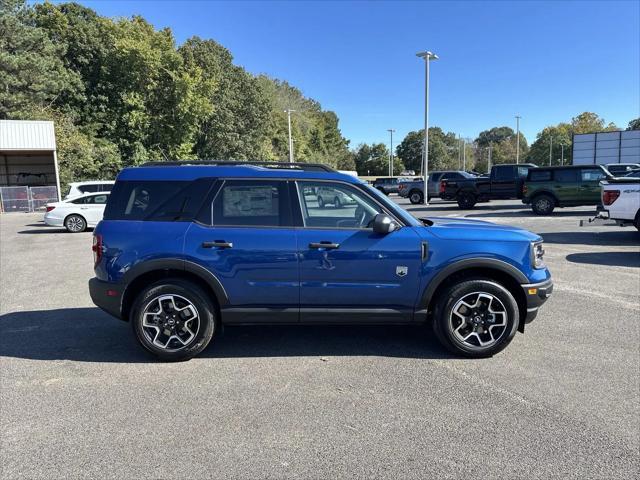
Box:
130 279 217 361
432 278 520 358
64 214 87 233
317 196 325 208
409 190 424 204
531 194 555 215
334 196 342 208
457 192 477 209
634 209 640 232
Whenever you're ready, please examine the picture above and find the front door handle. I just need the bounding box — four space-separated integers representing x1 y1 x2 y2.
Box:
202 241 233 249
309 242 340 250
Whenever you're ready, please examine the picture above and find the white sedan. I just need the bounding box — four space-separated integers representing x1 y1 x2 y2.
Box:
44 192 110 232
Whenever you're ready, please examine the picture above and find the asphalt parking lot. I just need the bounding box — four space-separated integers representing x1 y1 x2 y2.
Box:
1 198 639 479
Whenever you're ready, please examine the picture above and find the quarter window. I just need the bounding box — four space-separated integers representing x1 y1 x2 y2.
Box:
581 169 606 181
528 170 552 182
297 181 383 229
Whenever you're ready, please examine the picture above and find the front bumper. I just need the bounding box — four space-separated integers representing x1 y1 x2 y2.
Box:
521 278 553 324
89 277 124 320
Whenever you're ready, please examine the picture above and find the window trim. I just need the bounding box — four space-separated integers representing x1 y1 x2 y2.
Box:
292 179 405 231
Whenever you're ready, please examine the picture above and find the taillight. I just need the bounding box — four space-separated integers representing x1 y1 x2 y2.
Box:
46 206 55 212
602 190 620 206
439 180 446 193
92 235 103 265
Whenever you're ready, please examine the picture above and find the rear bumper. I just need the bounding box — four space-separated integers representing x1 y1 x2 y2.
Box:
521 278 553 323
89 277 124 320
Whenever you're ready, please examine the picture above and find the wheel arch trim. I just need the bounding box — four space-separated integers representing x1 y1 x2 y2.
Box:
121 258 229 307
417 258 529 312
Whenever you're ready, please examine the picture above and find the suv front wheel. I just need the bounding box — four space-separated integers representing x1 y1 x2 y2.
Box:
432 278 519 358
131 279 216 361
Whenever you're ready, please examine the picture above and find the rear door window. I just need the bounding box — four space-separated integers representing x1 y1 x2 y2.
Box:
210 180 291 227
553 169 579 183
493 166 513 180
528 170 552 182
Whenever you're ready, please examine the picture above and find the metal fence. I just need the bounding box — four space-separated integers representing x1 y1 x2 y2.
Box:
0 186 58 213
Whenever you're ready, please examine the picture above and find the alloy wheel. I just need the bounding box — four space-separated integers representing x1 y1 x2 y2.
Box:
141 294 200 351
449 291 508 348
66 215 85 232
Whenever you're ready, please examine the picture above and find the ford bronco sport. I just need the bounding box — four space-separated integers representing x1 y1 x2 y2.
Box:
89 161 552 361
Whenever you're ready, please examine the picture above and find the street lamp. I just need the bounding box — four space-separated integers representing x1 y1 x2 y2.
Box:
285 109 296 162
515 115 521 164
416 50 438 206
387 129 395 176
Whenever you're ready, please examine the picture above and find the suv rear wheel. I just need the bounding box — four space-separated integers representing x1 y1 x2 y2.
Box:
409 190 423 204
457 192 477 209
432 278 519 358
317 196 325 208
131 279 216 361
531 194 555 215
334 196 342 208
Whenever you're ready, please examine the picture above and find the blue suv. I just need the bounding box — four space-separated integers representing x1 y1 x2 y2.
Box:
89 161 553 361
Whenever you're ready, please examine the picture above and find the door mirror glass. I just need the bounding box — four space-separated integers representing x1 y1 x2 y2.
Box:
372 213 398 234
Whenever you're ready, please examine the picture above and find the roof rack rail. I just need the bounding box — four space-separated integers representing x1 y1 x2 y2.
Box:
140 160 335 172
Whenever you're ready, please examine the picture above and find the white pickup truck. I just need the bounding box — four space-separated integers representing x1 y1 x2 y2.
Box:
599 171 640 231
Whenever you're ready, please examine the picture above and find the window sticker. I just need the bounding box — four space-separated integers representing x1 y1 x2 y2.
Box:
223 186 276 217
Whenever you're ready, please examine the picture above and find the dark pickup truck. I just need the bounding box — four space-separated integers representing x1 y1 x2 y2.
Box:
440 163 537 209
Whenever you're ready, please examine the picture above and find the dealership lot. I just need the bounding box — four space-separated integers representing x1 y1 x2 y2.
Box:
1 199 639 479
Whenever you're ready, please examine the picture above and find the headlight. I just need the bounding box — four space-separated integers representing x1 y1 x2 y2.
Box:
531 241 545 269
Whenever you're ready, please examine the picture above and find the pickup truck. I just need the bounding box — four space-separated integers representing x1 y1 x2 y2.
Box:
598 170 640 231
440 163 537 209
398 170 476 204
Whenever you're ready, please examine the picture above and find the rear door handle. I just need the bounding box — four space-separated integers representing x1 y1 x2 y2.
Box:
202 241 233 249
309 242 340 250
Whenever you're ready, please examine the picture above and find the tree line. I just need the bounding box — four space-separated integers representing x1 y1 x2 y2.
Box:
1 0 353 187
355 112 639 177
1 1 638 185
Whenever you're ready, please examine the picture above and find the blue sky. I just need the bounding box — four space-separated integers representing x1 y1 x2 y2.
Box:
58 0 639 148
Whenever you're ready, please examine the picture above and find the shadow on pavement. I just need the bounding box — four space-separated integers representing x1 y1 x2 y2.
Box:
541 231 640 247
18 228 69 234
467 210 584 218
0 307 452 363
566 251 640 268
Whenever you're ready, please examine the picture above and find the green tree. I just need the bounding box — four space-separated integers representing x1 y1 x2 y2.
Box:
396 127 461 174
527 123 572 166
571 111 618 133
353 143 390 176
475 126 528 166
626 118 640 131
0 0 79 118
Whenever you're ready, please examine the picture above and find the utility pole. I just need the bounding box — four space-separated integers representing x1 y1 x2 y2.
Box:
285 109 295 162
549 136 553 166
488 143 493 173
387 129 395 176
416 50 438 206
561 144 564 165
462 139 466 171
515 115 521 164
458 135 462 170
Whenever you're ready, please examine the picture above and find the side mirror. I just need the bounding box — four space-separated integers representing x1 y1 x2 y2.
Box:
373 213 398 234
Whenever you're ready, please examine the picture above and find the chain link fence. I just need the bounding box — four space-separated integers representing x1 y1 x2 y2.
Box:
0 186 59 213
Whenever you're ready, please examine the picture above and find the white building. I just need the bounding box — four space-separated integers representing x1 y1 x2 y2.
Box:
0 120 61 210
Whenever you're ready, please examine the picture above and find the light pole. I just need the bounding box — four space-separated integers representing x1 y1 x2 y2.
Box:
387 129 395 176
515 115 521 164
285 109 295 162
549 135 553 166
416 50 438 206
488 143 493 173
462 139 466 171
561 143 564 165
458 135 462 170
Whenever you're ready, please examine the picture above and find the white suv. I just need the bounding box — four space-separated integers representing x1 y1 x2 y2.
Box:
65 181 115 199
